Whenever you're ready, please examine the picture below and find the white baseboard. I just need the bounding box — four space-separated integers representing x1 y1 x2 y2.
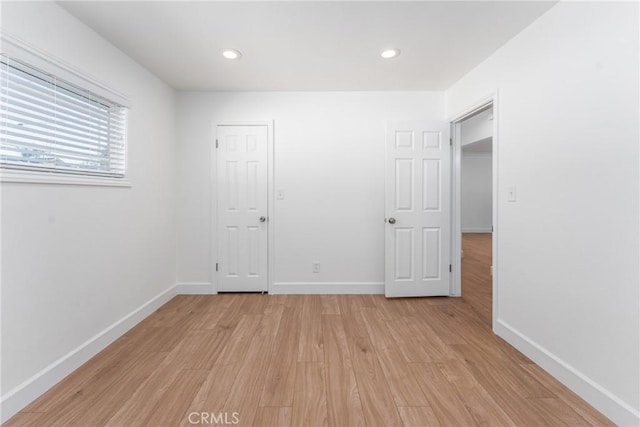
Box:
495 319 639 426
462 227 493 233
175 282 215 295
271 282 384 295
0 285 177 424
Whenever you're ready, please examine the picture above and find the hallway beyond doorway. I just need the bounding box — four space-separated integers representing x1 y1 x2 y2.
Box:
461 233 492 326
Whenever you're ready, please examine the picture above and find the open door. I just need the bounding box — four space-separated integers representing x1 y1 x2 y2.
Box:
385 121 451 297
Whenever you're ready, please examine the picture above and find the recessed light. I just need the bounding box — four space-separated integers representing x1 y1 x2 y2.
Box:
381 48 401 59
221 49 242 60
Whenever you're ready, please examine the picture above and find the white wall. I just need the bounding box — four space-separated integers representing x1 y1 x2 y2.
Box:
447 2 639 424
461 153 492 233
0 2 177 420
176 92 444 293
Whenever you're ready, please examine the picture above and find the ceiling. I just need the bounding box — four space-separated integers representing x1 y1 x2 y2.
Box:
58 1 556 91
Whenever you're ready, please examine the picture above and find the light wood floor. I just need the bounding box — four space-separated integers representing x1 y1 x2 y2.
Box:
5 234 612 426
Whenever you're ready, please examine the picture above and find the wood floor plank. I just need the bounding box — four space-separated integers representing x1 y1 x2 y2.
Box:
238 292 270 315
322 315 366 427
397 406 441 427
1 412 45 427
372 295 421 320
168 328 231 370
457 357 562 426
223 335 275 426
291 362 328 427
298 295 323 362
259 306 301 407
461 233 493 326
202 292 239 310
341 310 403 427
360 308 429 406
401 314 461 362
320 295 340 314
409 362 479 426
527 397 595 426
140 295 209 329
127 325 186 353
44 351 167 426
187 314 262 412
336 294 375 314
387 316 435 363
105 358 185 426
20 335 135 413
189 295 229 329
256 303 285 337
215 295 254 331
253 407 292 427
460 353 556 399
521 363 613 426
144 369 209 426
436 360 516 426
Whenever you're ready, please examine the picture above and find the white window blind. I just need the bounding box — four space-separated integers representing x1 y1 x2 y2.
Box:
0 56 127 178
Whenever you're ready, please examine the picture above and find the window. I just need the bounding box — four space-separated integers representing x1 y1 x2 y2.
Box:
0 56 128 179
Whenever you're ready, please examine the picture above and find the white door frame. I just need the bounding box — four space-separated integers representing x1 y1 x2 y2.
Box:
210 120 275 294
449 93 499 329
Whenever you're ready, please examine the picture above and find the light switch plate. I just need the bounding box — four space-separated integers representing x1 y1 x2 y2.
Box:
276 189 285 200
507 186 517 202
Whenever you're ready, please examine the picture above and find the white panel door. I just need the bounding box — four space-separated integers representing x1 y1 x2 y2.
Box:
217 125 268 292
385 121 450 297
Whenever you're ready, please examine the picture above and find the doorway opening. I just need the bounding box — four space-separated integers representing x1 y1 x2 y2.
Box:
450 98 497 328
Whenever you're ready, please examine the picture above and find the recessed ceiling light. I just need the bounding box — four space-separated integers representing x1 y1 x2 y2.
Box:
221 49 242 60
381 48 401 59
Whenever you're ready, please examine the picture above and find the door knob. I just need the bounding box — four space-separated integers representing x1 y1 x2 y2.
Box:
388 217 396 224
259 216 266 223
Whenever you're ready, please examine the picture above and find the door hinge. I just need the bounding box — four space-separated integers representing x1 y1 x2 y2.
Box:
450 137 453 146
215 139 219 148
216 263 219 272
449 264 452 273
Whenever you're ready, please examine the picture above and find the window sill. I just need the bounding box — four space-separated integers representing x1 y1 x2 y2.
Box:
0 170 131 187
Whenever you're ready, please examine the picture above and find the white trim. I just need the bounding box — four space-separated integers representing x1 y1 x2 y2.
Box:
1 32 131 186
211 121 275 294
0 169 131 187
175 282 214 295
0 285 176 424
271 282 384 295
0 31 130 107
210 124 217 294
448 93 496 124
448 92 498 325
461 227 492 233
267 123 276 295
450 122 462 297
495 320 639 426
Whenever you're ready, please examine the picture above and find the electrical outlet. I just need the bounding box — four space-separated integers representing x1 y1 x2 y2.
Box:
312 262 320 273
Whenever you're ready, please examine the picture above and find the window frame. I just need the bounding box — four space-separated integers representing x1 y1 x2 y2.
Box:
0 34 131 187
